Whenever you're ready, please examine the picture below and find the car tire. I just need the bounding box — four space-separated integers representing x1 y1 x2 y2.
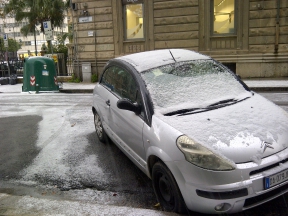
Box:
94 112 107 143
152 161 186 214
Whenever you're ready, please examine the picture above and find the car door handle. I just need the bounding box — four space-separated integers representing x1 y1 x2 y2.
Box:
106 99 110 106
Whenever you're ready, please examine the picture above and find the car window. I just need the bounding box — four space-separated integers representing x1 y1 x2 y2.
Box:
101 66 117 91
101 65 144 116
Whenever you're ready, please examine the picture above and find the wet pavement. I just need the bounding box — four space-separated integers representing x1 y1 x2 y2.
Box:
0 81 288 215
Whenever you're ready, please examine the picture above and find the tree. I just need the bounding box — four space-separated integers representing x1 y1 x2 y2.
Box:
60 23 73 43
4 0 70 54
0 0 7 19
7 38 21 52
4 0 69 35
46 34 68 58
0 37 21 52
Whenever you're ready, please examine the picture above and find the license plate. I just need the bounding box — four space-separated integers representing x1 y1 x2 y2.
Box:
264 168 288 189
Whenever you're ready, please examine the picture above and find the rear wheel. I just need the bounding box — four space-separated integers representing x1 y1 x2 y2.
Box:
94 112 107 143
152 161 186 214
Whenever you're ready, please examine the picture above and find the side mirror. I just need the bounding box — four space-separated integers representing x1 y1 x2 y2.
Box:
117 98 141 115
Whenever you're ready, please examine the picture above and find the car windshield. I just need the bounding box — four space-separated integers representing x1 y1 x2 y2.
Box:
141 59 251 115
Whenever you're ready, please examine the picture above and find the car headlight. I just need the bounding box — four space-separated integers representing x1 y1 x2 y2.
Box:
176 135 235 171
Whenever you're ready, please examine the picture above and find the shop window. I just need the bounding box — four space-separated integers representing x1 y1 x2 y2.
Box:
213 0 235 34
123 0 144 40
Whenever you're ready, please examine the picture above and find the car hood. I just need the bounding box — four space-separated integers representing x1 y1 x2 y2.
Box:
156 94 288 164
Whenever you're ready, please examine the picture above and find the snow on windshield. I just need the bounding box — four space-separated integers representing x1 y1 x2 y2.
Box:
141 60 249 114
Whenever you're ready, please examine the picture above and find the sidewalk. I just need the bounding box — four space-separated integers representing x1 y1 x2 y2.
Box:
1 79 288 93
243 78 288 91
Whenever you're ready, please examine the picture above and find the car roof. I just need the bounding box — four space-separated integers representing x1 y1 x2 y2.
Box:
115 49 211 73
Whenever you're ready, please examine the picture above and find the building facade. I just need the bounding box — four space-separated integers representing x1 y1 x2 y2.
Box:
70 0 288 79
0 17 69 58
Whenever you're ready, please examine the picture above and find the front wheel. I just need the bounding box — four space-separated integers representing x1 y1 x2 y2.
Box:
94 112 107 143
152 162 186 214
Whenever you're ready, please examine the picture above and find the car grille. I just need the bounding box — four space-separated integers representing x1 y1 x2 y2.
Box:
244 183 288 208
250 158 288 176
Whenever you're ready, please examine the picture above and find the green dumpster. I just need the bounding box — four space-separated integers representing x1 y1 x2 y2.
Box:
22 56 59 92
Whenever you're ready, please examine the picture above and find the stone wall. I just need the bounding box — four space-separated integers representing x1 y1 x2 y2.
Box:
70 0 288 80
153 0 199 50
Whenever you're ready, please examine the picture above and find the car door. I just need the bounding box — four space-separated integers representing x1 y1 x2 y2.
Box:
101 65 146 168
96 66 117 131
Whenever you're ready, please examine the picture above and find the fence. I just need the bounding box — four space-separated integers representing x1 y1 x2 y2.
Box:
66 57 75 77
0 54 76 78
0 58 24 77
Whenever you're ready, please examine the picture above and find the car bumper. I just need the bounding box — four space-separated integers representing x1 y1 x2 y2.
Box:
165 148 288 214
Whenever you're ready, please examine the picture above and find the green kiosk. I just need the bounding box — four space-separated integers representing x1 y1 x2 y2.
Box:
22 56 59 92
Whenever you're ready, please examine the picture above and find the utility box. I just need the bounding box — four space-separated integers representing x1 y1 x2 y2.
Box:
22 57 59 92
82 62 91 82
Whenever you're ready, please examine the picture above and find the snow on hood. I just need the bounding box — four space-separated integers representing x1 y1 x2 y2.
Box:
156 94 288 164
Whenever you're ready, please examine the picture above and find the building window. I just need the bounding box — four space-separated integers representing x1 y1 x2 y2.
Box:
25 41 31 46
123 0 144 40
213 0 235 34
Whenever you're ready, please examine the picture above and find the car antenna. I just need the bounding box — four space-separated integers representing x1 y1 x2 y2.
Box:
169 50 176 62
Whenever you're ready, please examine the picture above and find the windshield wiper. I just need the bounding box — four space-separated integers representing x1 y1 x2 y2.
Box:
207 98 237 107
165 108 207 116
208 97 250 108
164 108 202 116
164 97 251 116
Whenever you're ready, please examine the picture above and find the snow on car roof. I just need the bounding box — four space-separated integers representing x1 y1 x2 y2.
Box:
116 49 211 72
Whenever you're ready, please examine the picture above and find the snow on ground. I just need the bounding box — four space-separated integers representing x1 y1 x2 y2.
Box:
1 81 287 215
17 105 107 190
0 91 161 214
0 193 178 216
243 79 288 87
62 82 96 90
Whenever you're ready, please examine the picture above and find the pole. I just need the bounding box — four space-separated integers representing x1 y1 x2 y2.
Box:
6 47 10 77
50 40 53 54
94 8 98 77
34 26 37 56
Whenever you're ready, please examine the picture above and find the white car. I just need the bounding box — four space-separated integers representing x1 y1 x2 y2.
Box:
92 49 288 214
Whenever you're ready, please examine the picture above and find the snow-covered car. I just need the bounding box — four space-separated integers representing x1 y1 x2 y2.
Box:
92 49 288 214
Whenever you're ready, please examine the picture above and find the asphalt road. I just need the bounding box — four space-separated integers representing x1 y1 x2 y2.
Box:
0 93 157 210
0 115 42 179
0 92 287 215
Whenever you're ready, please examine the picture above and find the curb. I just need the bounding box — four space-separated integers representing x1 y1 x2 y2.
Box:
249 87 288 92
59 89 93 93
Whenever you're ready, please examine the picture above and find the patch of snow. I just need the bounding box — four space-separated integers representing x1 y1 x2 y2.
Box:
251 152 263 165
18 107 106 189
155 94 288 164
117 49 210 73
141 60 249 115
5 194 177 216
